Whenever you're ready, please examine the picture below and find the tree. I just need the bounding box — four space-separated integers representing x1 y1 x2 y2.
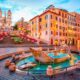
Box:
13 24 18 30
25 30 31 34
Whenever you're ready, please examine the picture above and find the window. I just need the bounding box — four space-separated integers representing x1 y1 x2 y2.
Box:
65 20 67 24
74 23 76 26
51 31 53 34
32 21 34 24
56 32 58 35
59 11 61 15
45 15 48 20
55 17 58 20
59 18 61 22
45 31 47 35
78 24 79 26
66 33 67 36
65 14 67 18
35 33 37 36
63 33 65 36
46 24 47 28
59 26 61 29
51 23 52 27
51 15 52 19
63 27 65 31
39 18 42 22
39 25 41 29
60 32 61 35
62 13 64 17
75 23 77 26
56 25 58 28
62 19 64 23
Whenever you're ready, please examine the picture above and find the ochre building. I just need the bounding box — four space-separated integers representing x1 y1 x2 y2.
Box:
30 5 80 46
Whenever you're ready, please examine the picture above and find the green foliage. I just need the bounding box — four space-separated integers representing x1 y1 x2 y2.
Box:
13 24 18 30
12 37 23 43
25 30 31 34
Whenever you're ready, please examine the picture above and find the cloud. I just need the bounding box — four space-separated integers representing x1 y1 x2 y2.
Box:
12 7 36 25
0 0 80 25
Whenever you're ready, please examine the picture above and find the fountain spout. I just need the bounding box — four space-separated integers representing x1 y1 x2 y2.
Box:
53 47 59 56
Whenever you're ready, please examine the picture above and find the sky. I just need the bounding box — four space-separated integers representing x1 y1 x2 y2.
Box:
0 0 80 25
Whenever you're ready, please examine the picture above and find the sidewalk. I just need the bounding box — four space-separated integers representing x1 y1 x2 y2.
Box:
0 47 28 55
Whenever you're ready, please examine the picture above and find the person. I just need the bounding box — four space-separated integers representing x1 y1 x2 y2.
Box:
19 52 26 59
9 63 16 72
11 54 19 63
5 59 11 68
46 65 54 79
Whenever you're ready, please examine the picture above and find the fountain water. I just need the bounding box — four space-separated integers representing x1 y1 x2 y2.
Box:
16 43 78 74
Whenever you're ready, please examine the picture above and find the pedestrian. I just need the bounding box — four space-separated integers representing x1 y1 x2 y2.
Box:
46 65 54 79
11 54 19 63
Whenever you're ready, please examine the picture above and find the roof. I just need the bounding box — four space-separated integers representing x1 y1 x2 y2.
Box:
30 15 39 21
30 5 80 21
30 10 59 21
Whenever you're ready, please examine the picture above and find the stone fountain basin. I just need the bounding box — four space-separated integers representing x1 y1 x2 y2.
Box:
48 53 70 63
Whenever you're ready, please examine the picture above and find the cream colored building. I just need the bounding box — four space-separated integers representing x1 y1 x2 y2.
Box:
0 9 12 31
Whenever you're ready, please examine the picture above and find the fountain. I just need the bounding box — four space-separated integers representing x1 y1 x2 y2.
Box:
29 46 70 64
16 43 78 74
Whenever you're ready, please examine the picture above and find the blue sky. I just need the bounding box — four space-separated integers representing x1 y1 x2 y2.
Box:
0 0 80 25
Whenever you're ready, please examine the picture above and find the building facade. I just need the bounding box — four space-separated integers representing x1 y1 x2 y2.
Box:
30 5 80 46
16 17 31 34
0 9 12 32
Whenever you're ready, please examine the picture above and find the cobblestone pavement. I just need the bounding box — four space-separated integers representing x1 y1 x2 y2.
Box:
0 37 79 80
0 47 80 80
0 58 80 80
0 47 29 55
0 47 54 56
